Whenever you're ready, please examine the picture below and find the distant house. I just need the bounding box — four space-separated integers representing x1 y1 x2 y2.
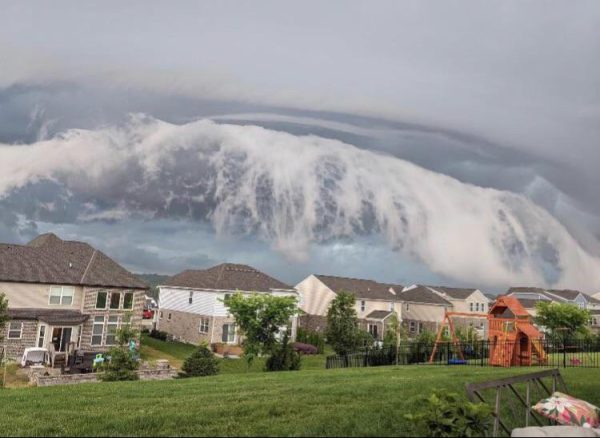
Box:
295 275 458 339
507 287 600 333
0 233 148 361
157 263 299 349
506 287 600 316
425 286 490 336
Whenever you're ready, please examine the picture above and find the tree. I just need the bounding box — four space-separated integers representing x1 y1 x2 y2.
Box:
100 314 140 381
383 313 407 365
264 332 301 372
326 292 360 355
535 302 591 341
179 343 219 378
223 292 298 367
0 293 8 343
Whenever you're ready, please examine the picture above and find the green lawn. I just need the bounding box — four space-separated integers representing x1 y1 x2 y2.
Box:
139 333 329 373
0 366 598 436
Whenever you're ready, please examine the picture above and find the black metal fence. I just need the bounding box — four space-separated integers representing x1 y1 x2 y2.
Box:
325 339 600 369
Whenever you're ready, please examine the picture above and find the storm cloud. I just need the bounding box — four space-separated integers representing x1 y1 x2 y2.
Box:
0 1 599 291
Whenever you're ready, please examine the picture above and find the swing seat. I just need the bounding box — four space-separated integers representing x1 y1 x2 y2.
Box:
448 358 468 365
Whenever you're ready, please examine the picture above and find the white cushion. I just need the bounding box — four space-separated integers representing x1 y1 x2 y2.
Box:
512 426 600 437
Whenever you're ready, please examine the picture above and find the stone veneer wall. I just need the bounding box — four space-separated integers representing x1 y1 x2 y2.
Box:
159 310 239 345
4 320 38 360
79 287 146 352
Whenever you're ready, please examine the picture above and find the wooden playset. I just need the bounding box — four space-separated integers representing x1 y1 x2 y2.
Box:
428 295 547 367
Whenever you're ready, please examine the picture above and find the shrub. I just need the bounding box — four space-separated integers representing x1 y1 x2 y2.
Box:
355 329 374 348
404 390 492 437
149 329 168 341
265 333 301 372
179 343 219 378
99 348 139 382
292 342 318 355
296 328 325 354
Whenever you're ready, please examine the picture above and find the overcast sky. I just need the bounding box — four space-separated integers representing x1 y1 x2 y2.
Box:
0 1 599 292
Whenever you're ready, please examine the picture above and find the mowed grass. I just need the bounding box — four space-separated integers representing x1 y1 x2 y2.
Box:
0 366 598 436
139 333 328 373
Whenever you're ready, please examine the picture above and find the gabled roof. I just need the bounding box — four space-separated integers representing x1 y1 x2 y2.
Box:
490 296 530 318
366 310 394 320
314 275 396 300
398 285 452 306
165 263 293 292
0 233 147 289
508 287 600 305
427 286 479 300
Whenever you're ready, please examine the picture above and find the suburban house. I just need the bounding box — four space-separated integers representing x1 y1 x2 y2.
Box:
507 287 600 333
157 263 299 351
0 233 148 362
295 275 464 339
425 286 490 336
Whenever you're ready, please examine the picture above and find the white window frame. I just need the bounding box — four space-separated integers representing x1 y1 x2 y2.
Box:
109 292 122 310
8 322 23 339
199 317 210 334
48 286 74 306
389 302 394 311
105 315 121 346
37 324 47 348
222 323 236 344
92 316 105 346
409 321 416 333
470 302 474 312
123 291 134 310
96 291 108 309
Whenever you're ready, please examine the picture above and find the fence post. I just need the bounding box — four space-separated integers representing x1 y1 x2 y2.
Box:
481 340 484 367
563 339 567 369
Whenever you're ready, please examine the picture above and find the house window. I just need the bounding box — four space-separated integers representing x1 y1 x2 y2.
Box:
168 313 172 320
470 302 474 312
475 303 480 312
406 303 410 312
222 323 236 343
37 325 46 347
199 318 210 334
8 322 23 339
360 300 366 312
368 324 378 339
110 292 121 309
160 311 163 319
49 286 74 305
96 291 108 309
481 303 486 312
409 321 416 333
105 316 120 345
92 316 105 346
189 291 193 305
389 302 394 311
123 292 134 310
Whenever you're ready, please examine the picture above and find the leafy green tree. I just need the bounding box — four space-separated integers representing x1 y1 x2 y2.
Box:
100 313 140 381
179 343 219 378
535 302 591 341
326 292 361 355
383 313 408 364
223 292 298 367
0 293 8 343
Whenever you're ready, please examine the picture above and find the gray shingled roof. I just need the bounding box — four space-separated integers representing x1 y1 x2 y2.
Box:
397 285 452 306
165 263 293 292
509 287 600 305
314 275 396 300
9 308 90 325
428 286 478 300
365 310 394 320
0 233 147 289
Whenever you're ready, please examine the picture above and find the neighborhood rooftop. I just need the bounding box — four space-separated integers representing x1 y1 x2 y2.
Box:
508 286 600 304
0 233 147 289
313 274 398 300
426 286 479 300
165 263 293 292
398 285 452 306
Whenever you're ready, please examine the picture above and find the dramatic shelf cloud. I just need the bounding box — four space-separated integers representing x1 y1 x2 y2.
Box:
0 1 599 291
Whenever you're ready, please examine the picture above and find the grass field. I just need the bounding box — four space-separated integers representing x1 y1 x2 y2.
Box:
0 366 598 436
139 333 329 373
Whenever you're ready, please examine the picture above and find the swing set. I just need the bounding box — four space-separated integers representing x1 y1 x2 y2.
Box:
428 311 483 364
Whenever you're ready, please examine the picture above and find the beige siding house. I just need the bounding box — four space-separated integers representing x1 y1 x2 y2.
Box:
425 286 490 337
157 263 299 352
0 233 148 362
